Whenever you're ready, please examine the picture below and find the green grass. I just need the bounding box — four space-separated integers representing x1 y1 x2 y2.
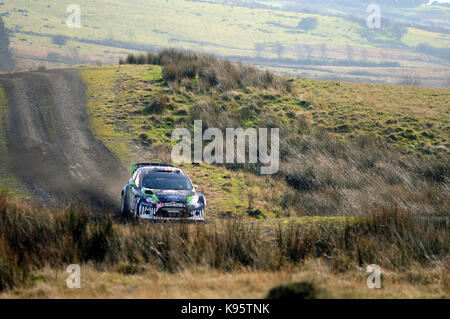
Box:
79 65 252 218
79 62 448 220
403 27 450 48
290 79 450 155
0 86 29 198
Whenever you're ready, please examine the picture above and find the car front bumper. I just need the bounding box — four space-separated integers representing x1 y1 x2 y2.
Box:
136 202 205 221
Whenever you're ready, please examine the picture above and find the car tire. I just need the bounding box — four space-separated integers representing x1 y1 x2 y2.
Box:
133 200 142 221
121 191 130 220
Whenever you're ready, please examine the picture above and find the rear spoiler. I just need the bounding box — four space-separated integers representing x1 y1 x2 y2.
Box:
131 163 173 175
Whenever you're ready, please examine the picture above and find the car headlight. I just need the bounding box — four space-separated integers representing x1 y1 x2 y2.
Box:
189 194 199 205
146 196 156 203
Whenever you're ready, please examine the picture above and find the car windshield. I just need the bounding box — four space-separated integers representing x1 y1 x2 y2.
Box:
142 172 192 190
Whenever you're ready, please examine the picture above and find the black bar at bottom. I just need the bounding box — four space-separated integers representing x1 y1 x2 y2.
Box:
0 299 447 318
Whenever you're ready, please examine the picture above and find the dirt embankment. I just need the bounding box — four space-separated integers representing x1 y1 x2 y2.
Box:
0 69 127 209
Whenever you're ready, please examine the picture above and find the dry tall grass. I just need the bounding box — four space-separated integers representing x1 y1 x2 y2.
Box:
2 263 448 298
1 192 448 292
122 49 291 92
185 98 449 217
277 130 449 216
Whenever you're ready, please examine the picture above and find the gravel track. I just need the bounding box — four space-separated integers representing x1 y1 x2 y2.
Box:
0 69 127 209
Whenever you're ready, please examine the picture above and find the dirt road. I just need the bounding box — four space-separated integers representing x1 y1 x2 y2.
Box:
0 69 127 209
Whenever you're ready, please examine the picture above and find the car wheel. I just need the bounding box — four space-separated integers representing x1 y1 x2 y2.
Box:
121 191 130 219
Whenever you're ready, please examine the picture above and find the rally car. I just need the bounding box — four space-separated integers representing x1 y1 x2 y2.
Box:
121 163 206 221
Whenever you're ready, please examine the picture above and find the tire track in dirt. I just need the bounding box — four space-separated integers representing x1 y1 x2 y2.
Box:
0 69 128 209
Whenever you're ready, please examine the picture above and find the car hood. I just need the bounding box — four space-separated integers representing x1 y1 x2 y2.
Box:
146 189 192 203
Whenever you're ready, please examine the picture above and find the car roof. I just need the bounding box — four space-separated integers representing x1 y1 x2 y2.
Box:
138 166 186 175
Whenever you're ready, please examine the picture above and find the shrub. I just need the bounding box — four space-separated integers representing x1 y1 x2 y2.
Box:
115 262 146 275
297 18 318 31
0 252 28 292
47 52 63 61
143 93 170 114
137 54 147 65
162 64 181 82
121 49 290 92
51 34 68 46
284 166 322 191
398 74 421 87
175 108 188 116
125 54 138 64
267 281 320 299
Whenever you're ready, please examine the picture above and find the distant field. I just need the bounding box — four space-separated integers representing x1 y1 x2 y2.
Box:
403 27 450 48
2 0 449 86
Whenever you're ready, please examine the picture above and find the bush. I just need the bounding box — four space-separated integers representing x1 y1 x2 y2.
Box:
121 49 290 92
51 34 68 46
267 281 320 299
284 166 322 191
143 93 170 114
162 64 180 82
125 54 138 64
175 108 188 116
297 18 318 31
398 74 421 87
0 253 28 292
137 54 147 65
115 262 146 275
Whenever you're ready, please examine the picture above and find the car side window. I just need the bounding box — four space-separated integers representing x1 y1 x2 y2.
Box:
132 170 139 183
135 171 142 188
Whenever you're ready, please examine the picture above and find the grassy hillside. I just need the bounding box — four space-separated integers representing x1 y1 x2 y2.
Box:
1 52 447 218
2 0 450 86
78 52 449 219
